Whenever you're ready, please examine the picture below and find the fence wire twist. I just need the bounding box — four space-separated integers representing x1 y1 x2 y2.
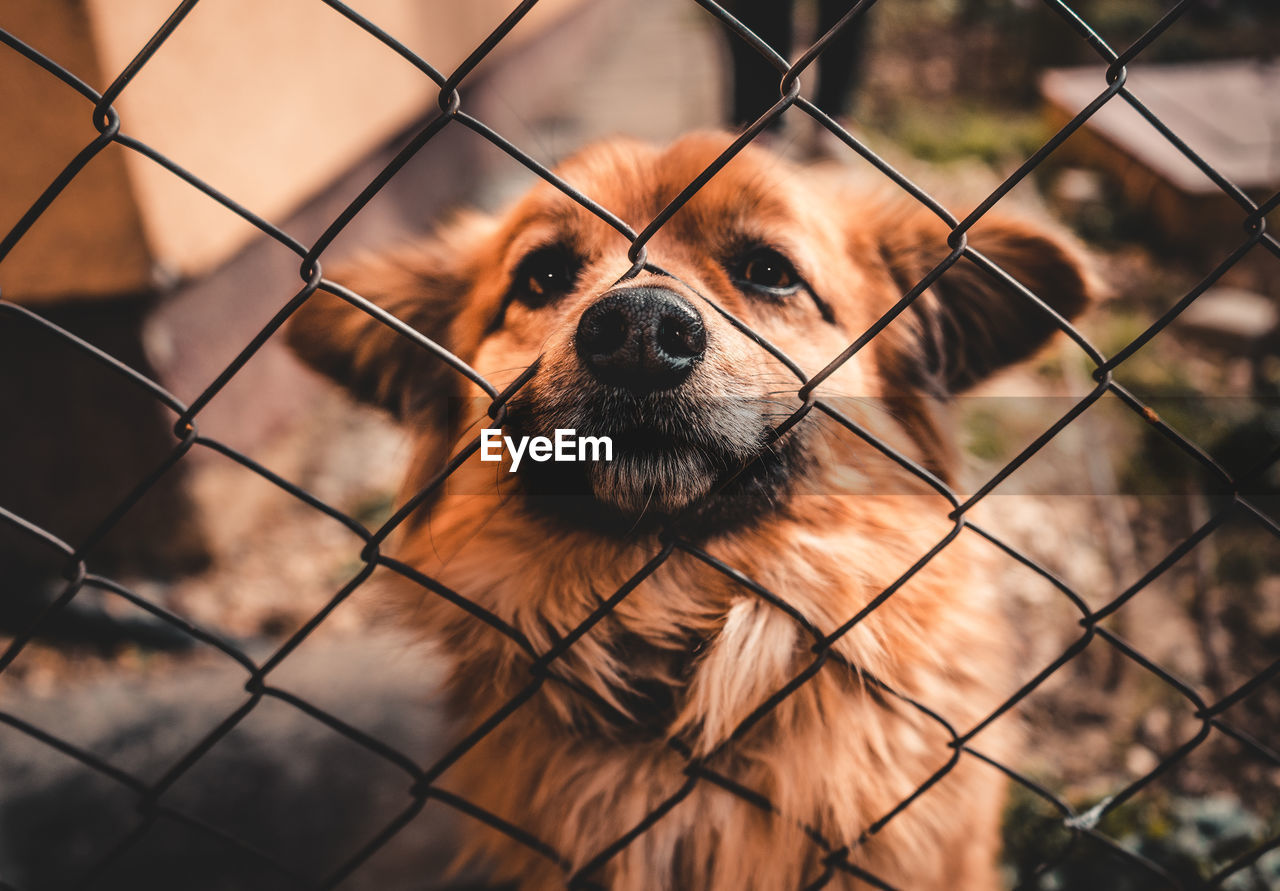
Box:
1 0 1278 889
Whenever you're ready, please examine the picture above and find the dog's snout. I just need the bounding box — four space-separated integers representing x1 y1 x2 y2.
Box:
575 287 706 392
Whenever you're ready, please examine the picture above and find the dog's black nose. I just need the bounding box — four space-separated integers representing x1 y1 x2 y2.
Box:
575 287 706 392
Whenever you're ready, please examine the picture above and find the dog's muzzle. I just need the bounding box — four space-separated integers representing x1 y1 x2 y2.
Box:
574 287 706 393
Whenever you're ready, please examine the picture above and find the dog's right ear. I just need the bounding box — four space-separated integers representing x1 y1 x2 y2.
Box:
286 230 482 425
867 203 1094 395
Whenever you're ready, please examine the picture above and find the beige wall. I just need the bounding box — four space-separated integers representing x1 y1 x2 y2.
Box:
0 0 581 304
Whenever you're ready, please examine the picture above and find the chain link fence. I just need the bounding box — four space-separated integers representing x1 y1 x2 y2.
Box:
1 0 1278 889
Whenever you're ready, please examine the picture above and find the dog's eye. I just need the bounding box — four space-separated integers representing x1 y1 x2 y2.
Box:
512 246 579 308
732 248 801 295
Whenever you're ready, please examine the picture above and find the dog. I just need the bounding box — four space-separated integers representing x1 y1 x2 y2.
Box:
287 132 1091 890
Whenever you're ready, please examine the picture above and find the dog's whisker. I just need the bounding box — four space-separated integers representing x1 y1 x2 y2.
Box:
624 483 659 538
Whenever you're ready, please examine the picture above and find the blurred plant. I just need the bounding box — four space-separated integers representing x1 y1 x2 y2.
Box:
889 104 1048 164
1004 787 1280 891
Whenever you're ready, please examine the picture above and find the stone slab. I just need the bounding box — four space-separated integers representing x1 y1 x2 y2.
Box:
1041 60 1280 195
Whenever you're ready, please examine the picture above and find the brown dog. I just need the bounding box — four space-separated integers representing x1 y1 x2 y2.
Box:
287 132 1090 890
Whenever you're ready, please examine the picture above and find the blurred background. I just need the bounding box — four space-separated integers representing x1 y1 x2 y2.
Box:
1 1 1278 889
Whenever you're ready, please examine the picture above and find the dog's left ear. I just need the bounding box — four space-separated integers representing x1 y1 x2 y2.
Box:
285 239 477 425
872 207 1094 393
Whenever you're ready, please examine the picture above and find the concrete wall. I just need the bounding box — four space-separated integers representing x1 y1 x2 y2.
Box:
0 0 579 303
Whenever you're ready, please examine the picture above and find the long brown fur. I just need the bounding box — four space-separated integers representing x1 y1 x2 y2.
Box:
287 132 1092 890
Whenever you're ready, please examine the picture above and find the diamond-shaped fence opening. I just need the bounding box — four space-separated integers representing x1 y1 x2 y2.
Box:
1 1 1278 889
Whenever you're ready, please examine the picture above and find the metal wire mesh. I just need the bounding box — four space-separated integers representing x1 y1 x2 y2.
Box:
1 1 1277 889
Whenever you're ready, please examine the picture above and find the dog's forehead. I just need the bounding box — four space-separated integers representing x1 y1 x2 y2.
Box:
526 135 801 243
